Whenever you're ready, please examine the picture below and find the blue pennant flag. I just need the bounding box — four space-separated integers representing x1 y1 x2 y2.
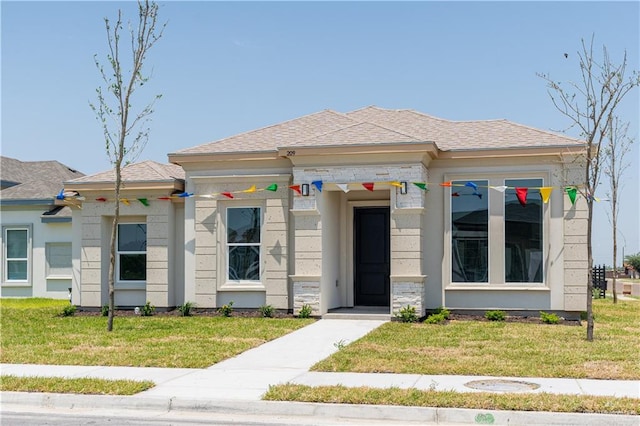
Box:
56 189 65 200
312 180 323 192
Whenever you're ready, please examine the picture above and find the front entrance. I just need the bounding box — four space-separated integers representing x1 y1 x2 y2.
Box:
354 207 390 306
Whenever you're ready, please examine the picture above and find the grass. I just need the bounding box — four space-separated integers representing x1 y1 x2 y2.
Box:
0 298 313 368
0 375 153 395
311 299 640 379
264 384 640 415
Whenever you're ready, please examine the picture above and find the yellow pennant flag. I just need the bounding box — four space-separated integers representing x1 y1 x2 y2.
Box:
120 198 130 206
389 181 403 188
242 185 257 193
539 187 553 204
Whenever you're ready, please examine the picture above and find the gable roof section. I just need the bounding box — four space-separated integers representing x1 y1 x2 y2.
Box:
64 160 185 192
0 156 84 203
170 106 584 161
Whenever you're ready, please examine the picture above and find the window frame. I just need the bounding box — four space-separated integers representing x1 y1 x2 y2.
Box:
222 204 264 289
450 179 489 284
116 222 147 284
503 178 544 284
3 225 31 284
446 173 549 289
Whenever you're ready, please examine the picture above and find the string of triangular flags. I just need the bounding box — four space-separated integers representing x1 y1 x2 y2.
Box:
54 180 601 207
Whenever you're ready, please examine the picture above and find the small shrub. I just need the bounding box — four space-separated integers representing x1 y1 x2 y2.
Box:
298 304 312 318
434 306 451 319
61 304 76 317
540 311 560 324
140 301 155 317
424 312 447 324
395 305 418 323
484 310 506 321
101 305 109 317
218 301 234 317
333 339 347 350
178 301 195 317
258 304 274 318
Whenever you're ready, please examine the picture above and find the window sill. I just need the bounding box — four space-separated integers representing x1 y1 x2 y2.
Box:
219 282 266 291
446 284 549 291
115 282 146 291
46 276 72 280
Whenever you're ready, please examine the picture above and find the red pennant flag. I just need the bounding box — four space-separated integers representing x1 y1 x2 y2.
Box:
96 197 107 202
221 192 234 199
362 182 375 191
157 196 172 200
440 181 453 187
515 187 528 207
289 185 302 195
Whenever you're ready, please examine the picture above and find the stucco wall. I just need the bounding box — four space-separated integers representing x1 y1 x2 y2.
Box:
1 206 73 299
188 174 291 309
74 190 180 309
426 156 587 313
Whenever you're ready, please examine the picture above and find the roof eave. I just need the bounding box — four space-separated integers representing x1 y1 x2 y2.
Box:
277 141 439 159
168 151 280 165
63 179 185 192
438 144 586 159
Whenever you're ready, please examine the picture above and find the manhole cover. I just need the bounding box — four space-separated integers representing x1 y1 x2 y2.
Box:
464 379 540 392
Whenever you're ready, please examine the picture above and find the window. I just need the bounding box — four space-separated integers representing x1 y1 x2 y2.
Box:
451 180 489 282
117 223 146 281
46 243 72 278
227 207 261 281
4 227 29 281
505 179 543 283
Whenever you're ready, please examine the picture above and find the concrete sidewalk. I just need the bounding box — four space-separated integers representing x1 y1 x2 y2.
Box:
2 318 639 425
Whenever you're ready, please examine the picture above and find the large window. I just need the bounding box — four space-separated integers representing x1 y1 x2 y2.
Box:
4 227 29 281
505 179 543 283
227 207 261 281
117 223 147 281
451 180 489 282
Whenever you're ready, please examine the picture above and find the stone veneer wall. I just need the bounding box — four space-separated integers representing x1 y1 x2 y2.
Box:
291 163 428 315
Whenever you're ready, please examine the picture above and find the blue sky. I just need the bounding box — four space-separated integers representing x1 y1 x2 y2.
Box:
2 1 639 265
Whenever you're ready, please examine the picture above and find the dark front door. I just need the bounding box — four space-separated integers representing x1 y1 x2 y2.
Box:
354 207 390 306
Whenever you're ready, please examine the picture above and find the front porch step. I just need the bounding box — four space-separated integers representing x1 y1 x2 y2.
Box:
322 313 391 320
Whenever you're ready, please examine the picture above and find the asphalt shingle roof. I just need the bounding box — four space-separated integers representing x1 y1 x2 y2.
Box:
66 160 185 185
0 157 84 201
172 106 584 156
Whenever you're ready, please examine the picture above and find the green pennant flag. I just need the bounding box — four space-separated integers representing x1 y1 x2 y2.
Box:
413 182 428 191
138 198 150 206
265 183 278 192
566 187 577 205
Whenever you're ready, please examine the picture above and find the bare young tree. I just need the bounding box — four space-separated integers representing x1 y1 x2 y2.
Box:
90 0 166 331
539 35 639 341
604 117 634 304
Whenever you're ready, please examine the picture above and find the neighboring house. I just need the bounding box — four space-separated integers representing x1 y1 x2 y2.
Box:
0 156 84 298
65 106 588 318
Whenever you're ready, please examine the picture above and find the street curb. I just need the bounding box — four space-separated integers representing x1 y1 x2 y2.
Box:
2 392 639 426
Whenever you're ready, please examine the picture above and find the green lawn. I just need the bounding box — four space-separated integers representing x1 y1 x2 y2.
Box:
312 299 640 379
0 375 154 395
0 298 313 368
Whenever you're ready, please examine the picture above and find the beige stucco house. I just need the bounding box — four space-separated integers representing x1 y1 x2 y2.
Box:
65 106 589 318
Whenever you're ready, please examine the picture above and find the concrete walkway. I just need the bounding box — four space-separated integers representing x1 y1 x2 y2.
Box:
2 318 639 425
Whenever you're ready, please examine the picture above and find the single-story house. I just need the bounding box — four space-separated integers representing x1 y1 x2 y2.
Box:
1 156 84 298
64 106 588 318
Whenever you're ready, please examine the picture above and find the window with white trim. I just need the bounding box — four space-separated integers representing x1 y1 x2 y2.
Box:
451 180 489 282
3 227 30 282
504 178 543 283
117 223 147 282
226 207 261 281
